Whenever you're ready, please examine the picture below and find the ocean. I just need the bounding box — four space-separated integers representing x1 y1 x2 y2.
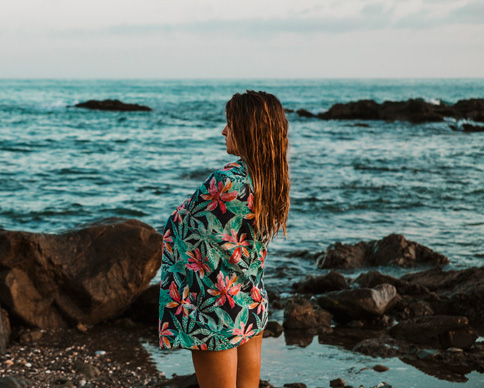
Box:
1 79 483 387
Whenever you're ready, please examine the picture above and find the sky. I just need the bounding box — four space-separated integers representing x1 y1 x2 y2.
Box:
0 0 483 78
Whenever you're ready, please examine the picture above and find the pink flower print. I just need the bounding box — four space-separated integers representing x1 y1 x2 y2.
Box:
248 286 265 315
230 322 255 345
158 321 173 349
163 229 173 254
165 282 194 316
259 248 267 269
207 272 241 308
185 249 211 279
221 162 241 171
221 229 250 264
200 177 237 214
244 193 255 220
190 343 208 350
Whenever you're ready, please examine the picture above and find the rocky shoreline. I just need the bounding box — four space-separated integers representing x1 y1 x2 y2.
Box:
1 219 483 387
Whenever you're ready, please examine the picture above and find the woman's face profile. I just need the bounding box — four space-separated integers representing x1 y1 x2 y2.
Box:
222 124 237 155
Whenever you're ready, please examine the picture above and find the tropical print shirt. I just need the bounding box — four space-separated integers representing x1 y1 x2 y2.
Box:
158 159 269 351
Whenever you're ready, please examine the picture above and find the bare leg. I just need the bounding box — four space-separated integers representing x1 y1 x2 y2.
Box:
192 347 238 388
236 331 263 388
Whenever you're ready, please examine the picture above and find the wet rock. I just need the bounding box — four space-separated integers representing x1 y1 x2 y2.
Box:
453 98 484 122
354 270 430 295
315 98 484 124
283 383 307 388
73 99 152 112
353 335 414 358
0 218 162 329
400 267 484 330
316 234 448 269
462 124 484 132
392 297 434 320
293 271 349 294
263 321 284 338
283 298 332 330
329 377 345 387
259 380 275 387
317 284 399 322
417 349 439 360
296 109 316 118
389 315 478 349
373 364 389 372
154 373 198 387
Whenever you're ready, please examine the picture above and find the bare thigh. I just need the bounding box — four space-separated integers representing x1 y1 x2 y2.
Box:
191 347 238 388
236 331 263 388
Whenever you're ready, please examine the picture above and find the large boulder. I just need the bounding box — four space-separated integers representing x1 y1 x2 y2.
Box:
317 284 399 322
453 98 484 122
389 315 478 350
316 234 449 269
73 99 152 112
0 218 162 328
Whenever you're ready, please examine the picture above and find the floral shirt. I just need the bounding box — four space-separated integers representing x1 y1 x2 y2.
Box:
158 160 269 351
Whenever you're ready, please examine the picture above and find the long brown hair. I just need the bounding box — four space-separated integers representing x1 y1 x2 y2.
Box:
225 90 290 241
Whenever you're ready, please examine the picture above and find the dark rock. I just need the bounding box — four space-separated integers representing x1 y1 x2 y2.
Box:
316 98 484 124
296 109 316 118
329 377 345 387
150 373 198 388
353 335 414 358
316 234 449 269
373 364 389 372
283 383 307 388
453 98 484 122
389 315 478 349
0 218 162 329
354 270 430 295
293 271 349 294
462 123 484 132
400 267 484 330
317 284 399 322
263 321 284 338
0 377 28 388
284 108 294 113
73 99 152 112
283 298 332 330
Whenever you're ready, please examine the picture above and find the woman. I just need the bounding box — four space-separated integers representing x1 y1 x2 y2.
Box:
159 90 290 388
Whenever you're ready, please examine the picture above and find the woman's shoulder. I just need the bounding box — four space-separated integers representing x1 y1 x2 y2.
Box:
213 159 249 182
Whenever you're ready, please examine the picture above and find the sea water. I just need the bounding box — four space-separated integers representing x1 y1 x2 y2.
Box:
1 79 483 387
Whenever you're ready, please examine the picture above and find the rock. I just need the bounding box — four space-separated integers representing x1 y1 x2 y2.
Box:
283 383 307 388
453 98 484 122
400 267 484 330
0 218 162 329
417 349 439 360
315 98 484 124
329 377 345 387
283 298 332 330
296 109 316 118
316 234 449 269
354 271 430 296
462 124 484 132
154 373 198 387
259 380 275 388
74 362 100 378
373 364 389 372
293 271 349 294
0 377 28 388
19 329 43 344
0 307 10 354
73 99 152 112
317 284 399 322
389 315 478 349
263 321 284 338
